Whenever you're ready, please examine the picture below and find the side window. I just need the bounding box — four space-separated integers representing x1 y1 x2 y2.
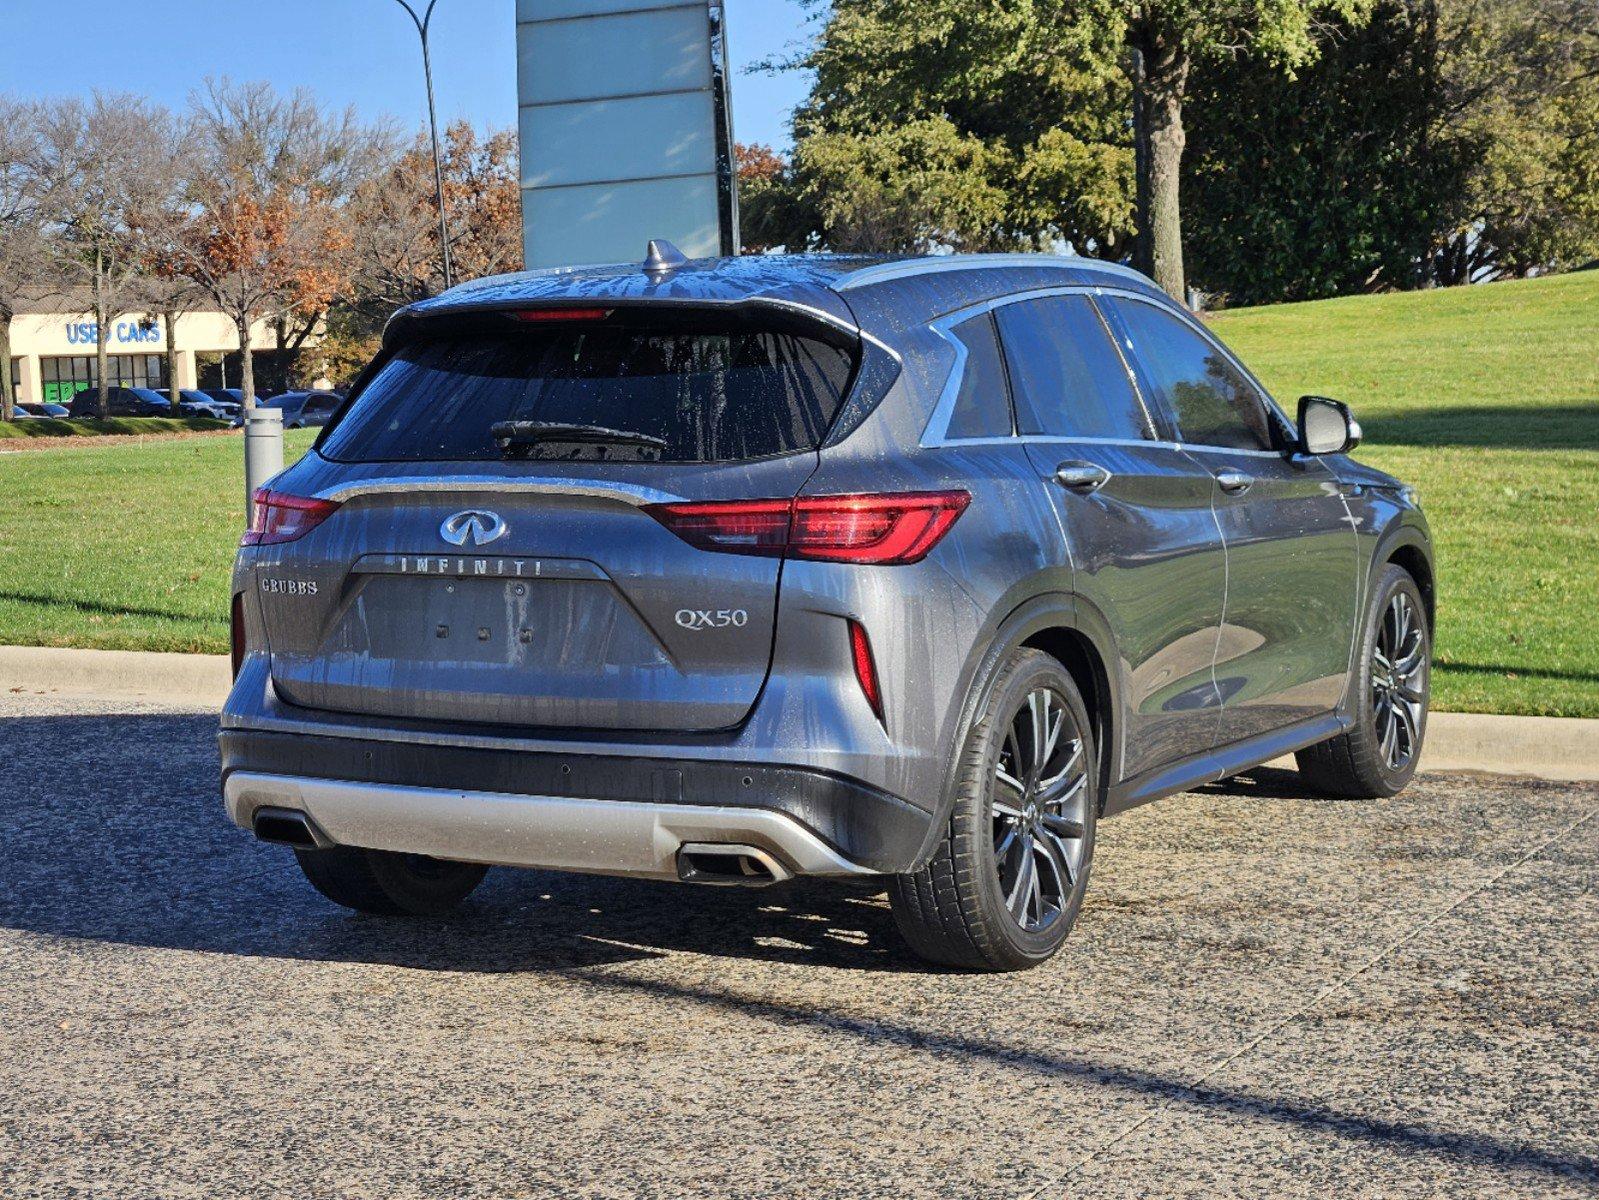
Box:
305 396 338 414
944 313 1012 439
994 295 1151 440
1107 299 1275 451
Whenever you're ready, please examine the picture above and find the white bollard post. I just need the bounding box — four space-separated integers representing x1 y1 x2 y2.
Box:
243 407 284 525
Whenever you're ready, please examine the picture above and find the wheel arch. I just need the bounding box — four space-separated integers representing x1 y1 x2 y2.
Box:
910 592 1123 869
1376 522 1435 633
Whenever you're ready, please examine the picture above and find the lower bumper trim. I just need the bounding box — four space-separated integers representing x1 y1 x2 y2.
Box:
219 729 930 873
224 771 877 880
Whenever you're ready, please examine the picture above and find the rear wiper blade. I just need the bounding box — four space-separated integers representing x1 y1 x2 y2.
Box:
490 420 669 455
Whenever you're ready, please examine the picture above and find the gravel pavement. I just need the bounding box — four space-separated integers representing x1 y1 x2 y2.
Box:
1 691 1595 1199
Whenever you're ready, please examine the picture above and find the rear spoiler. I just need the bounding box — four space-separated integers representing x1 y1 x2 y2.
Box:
380 293 864 354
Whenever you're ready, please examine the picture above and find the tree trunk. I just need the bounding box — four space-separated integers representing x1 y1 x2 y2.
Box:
238 316 256 409
1129 38 1189 303
0 309 15 423
95 306 111 421
164 309 180 412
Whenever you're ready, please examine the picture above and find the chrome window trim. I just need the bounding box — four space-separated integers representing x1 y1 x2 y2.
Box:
837 253 1155 293
920 285 1161 448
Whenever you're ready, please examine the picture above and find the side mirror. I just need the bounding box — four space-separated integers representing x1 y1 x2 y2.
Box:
1298 395 1361 456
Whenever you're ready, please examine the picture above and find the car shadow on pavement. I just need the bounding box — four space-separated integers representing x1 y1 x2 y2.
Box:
581 971 1599 1188
0 712 925 974
1203 766 1340 801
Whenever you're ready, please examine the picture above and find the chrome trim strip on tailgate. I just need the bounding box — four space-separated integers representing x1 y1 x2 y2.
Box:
314 477 687 506
223 772 875 879
348 553 609 580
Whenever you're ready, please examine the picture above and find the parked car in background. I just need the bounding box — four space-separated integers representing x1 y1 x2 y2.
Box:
258 390 343 428
66 386 173 418
222 249 1434 972
12 401 71 418
176 389 239 420
203 388 245 408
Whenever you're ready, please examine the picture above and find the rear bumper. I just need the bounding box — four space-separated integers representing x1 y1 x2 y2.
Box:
219 730 930 877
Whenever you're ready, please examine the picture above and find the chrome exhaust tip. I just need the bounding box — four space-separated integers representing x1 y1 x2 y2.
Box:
251 806 334 850
676 843 792 887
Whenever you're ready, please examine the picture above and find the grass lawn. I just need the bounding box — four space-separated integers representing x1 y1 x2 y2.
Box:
0 430 317 654
0 272 1594 717
1211 270 1599 717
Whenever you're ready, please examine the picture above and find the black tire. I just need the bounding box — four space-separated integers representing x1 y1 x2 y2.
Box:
889 648 1098 971
293 845 489 916
1297 563 1431 798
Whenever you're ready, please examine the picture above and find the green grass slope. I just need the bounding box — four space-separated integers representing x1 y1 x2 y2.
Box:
1211 270 1599 717
0 430 318 653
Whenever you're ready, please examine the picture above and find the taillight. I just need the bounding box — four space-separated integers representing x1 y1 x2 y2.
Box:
642 498 793 555
848 619 884 721
241 489 340 546
645 491 970 565
230 591 246 679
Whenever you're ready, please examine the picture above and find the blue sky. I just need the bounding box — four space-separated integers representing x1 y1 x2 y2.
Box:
1 0 816 150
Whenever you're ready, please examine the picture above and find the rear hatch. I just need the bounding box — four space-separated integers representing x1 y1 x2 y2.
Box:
253 305 857 734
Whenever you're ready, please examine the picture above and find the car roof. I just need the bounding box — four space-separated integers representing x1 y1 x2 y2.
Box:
390 251 1167 342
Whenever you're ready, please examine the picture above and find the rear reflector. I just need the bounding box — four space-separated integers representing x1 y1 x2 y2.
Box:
645 490 970 565
242 489 341 546
230 591 245 679
848 619 884 721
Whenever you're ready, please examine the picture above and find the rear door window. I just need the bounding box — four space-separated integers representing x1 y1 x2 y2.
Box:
944 312 1013 439
320 318 856 464
994 295 1153 440
1104 298 1276 451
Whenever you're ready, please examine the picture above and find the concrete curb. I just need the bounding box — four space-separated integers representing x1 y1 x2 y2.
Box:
1 645 232 707
3 644 1596 782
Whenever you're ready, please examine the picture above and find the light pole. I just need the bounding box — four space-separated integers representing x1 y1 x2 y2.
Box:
391 0 455 290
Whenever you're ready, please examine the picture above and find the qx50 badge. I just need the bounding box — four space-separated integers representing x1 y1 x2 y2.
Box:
440 510 507 548
676 608 749 631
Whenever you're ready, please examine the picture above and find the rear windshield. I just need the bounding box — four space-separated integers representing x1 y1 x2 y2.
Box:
319 318 857 464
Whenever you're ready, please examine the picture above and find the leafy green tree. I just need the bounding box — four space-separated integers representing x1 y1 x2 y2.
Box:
1184 0 1599 301
1112 0 1375 299
1184 2 1468 302
1433 0 1599 281
754 0 1134 256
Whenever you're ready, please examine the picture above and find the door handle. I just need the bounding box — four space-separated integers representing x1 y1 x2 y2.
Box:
1215 469 1254 494
1054 461 1111 492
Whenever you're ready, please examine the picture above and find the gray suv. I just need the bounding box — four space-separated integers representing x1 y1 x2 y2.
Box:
221 249 1433 971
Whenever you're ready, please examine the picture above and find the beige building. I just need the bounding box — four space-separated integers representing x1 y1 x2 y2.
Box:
7 301 321 405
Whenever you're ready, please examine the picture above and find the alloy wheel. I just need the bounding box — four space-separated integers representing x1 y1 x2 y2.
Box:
991 688 1090 933
1372 590 1427 771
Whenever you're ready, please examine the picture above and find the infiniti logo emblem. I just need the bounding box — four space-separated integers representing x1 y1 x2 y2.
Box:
440 510 508 547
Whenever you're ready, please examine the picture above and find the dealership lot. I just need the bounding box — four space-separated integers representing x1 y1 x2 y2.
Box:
1 691 1594 1199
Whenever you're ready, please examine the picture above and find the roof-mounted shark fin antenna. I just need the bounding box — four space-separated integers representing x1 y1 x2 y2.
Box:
643 239 689 277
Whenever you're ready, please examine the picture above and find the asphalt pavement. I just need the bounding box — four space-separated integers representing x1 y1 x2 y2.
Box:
1 690 1595 1199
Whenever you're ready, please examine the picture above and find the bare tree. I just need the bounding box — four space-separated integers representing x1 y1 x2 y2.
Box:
159 80 388 408
0 99 46 423
346 121 520 320
29 94 180 418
